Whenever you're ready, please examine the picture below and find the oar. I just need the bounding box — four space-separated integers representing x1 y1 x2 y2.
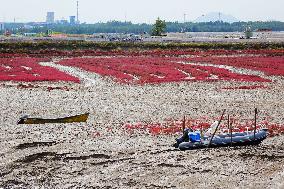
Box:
182 115 186 134
230 117 233 146
208 109 226 148
254 108 258 140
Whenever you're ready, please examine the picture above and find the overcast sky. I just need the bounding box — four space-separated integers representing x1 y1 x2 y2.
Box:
0 0 283 23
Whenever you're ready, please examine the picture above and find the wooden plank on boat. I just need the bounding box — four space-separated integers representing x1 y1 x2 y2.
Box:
17 113 89 124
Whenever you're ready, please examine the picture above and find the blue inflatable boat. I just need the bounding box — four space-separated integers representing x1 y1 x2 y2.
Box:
174 128 269 151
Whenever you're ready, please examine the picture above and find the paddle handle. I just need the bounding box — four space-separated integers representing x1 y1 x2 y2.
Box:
208 109 226 148
254 108 258 140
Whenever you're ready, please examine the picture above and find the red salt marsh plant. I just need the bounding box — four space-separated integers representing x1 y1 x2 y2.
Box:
2 49 282 84
123 118 283 137
184 56 284 77
1 48 283 58
0 58 80 83
58 57 270 84
221 85 268 90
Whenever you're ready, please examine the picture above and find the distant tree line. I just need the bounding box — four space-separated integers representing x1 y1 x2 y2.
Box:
3 21 284 35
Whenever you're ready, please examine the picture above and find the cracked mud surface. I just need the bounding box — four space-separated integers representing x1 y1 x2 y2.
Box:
0 72 284 188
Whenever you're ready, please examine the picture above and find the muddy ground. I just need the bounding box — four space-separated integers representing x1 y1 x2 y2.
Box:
0 69 284 188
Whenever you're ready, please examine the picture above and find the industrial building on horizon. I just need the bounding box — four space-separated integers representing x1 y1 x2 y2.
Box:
45 11 79 25
45 2 79 25
46 12 55 23
0 22 4 31
70 16 76 25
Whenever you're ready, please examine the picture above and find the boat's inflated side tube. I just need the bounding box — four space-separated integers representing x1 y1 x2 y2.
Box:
176 129 268 151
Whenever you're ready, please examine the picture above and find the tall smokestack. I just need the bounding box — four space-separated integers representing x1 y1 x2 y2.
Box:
77 1 79 24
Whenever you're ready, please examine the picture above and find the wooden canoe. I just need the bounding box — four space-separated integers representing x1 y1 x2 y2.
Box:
17 113 89 124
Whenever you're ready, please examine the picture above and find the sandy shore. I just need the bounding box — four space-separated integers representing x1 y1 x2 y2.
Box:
0 68 284 188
